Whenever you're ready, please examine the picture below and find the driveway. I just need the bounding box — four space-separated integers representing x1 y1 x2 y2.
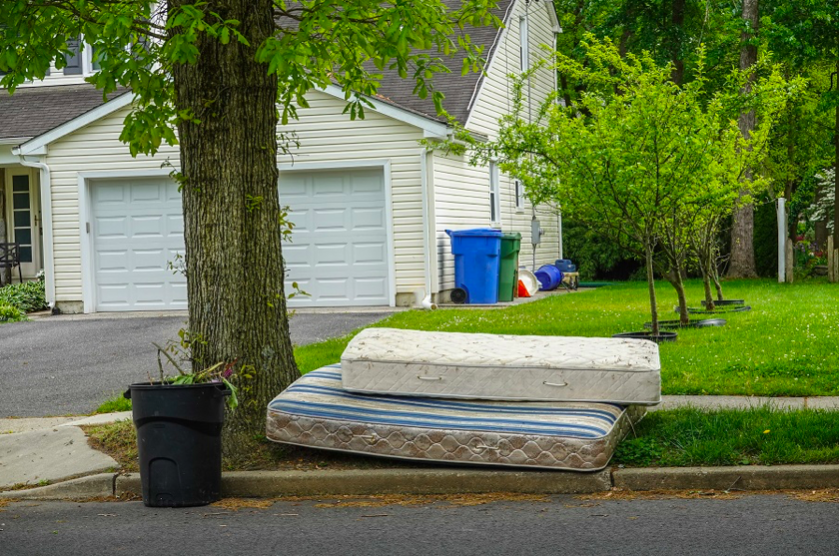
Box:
0 312 391 418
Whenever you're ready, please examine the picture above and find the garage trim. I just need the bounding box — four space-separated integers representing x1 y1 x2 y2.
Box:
78 169 177 313
277 159 396 308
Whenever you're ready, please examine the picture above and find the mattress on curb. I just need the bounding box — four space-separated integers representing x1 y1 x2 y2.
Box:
340 328 661 405
266 365 646 471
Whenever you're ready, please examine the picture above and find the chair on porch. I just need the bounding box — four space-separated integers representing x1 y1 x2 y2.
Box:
0 242 23 286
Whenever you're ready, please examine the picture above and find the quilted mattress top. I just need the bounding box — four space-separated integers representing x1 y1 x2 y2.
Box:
343 328 660 372
268 365 627 440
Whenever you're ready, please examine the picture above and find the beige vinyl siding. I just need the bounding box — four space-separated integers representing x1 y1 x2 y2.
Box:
435 0 560 290
45 89 427 304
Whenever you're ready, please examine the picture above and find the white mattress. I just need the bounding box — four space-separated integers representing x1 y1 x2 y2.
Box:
266 365 645 471
341 328 661 405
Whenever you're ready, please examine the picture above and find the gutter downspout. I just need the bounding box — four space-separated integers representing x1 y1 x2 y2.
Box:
418 148 437 310
17 155 56 311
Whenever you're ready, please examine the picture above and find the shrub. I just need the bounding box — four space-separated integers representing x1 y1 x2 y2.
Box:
0 280 48 313
0 304 27 323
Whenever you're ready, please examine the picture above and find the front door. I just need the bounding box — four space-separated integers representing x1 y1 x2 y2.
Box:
6 169 41 280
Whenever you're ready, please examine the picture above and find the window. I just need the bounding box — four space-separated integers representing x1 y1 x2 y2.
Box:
489 162 501 224
63 37 83 75
519 16 529 73
515 179 524 211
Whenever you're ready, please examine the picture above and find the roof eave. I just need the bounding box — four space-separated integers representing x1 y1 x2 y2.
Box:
15 91 133 156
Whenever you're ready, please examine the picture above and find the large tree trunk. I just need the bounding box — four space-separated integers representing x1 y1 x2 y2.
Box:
670 0 686 85
834 57 839 257
170 0 299 458
729 0 759 278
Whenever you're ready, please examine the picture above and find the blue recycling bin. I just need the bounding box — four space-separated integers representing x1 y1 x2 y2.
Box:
446 228 503 304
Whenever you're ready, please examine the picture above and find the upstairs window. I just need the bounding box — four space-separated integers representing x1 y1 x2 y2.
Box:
63 37 83 75
490 162 501 224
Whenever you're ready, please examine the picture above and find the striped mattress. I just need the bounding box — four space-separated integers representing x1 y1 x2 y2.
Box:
266 365 645 471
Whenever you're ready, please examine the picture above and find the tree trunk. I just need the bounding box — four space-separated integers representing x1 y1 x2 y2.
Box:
645 241 659 336
669 264 689 325
729 0 759 278
713 262 725 301
670 0 686 85
170 0 299 458
834 57 839 256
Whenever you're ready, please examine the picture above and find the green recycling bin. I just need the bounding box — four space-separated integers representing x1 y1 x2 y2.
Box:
498 232 522 302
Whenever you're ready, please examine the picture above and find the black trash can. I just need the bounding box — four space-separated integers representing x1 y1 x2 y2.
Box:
125 382 230 507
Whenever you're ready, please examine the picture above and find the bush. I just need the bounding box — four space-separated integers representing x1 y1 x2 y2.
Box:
0 304 27 323
562 220 641 281
0 280 48 313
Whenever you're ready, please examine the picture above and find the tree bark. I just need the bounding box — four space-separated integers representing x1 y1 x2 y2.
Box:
170 0 299 458
668 264 689 325
834 57 839 256
670 0 686 85
645 240 659 336
728 0 759 278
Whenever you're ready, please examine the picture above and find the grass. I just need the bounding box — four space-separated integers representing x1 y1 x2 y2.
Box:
85 407 839 470
293 278 839 397
93 394 132 414
614 406 839 467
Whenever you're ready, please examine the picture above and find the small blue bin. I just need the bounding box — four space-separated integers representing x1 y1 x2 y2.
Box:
555 259 577 273
535 265 563 291
446 228 503 304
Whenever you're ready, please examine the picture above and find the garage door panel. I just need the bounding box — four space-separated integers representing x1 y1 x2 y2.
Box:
312 209 348 231
281 168 389 307
92 178 186 312
351 207 385 230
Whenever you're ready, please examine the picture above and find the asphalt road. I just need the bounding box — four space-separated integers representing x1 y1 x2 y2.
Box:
0 494 837 555
0 312 389 418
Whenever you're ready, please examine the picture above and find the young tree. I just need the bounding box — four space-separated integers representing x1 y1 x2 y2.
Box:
446 39 787 331
0 1 499 454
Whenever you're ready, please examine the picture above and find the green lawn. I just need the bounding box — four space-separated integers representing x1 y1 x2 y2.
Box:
615 406 839 467
294 278 839 397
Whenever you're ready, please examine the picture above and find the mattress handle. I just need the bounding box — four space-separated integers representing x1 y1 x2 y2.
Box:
475 445 499 451
416 375 443 381
543 381 568 387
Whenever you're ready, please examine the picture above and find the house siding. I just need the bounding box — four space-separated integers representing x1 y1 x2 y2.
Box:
434 0 560 292
44 89 427 307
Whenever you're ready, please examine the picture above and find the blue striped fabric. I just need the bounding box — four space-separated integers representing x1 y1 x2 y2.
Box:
268 364 625 439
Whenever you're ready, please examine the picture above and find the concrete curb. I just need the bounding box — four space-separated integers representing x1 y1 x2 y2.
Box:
613 465 839 491
114 469 612 498
6 465 839 501
0 473 116 500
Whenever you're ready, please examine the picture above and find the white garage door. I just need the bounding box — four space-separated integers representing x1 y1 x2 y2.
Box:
91 178 187 312
281 168 390 307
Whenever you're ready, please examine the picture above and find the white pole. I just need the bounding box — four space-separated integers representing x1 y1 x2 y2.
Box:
777 197 786 283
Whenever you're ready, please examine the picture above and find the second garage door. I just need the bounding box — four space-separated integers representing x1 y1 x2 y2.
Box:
280 168 390 307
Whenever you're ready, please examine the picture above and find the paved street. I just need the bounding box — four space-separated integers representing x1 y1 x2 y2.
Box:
0 494 837 555
0 312 390 418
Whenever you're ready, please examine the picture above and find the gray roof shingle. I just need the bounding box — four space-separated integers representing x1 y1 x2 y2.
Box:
277 0 515 125
2 2 515 143
0 84 129 142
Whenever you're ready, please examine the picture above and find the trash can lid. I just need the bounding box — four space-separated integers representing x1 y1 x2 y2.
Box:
445 228 503 238
501 232 522 240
